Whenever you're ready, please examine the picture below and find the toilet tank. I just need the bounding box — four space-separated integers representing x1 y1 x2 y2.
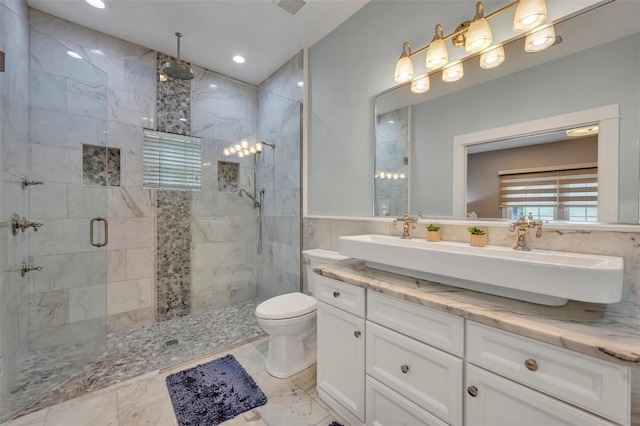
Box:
302 249 349 295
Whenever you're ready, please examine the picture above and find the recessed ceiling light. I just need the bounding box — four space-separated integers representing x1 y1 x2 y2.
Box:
66 51 82 59
232 55 245 64
85 0 106 9
209 84 218 89
297 81 304 87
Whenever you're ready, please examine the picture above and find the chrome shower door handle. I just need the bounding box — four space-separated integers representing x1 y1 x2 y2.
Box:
90 217 108 247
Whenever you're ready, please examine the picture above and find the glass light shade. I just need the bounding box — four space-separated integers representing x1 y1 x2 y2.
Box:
223 148 230 156
442 62 464 82
513 0 547 32
465 18 492 53
238 151 245 158
234 143 242 151
426 39 448 70
241 139 249 148
249 146 257 154
229 147 236 154
394 56 414 83
525 25 556 52
480 45 505 69
411 75 430 94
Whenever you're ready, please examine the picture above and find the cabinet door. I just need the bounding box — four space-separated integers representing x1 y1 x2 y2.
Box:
465 365 616 426
317 301 365 422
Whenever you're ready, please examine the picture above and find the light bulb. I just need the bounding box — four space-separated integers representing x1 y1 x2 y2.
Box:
514 0 547 32
400 174 405 179
393 174 399 179
243 149 250 155
256 142 263 153
394 42 414 83
525 25 556 53
229 147 236 154
234 143 242 151
466 18 492 53
442 62 464 82
426 25 448 70
238 151 245 158
411 75 430 94
241 139 249 148
480 45 505 69
223 148 230 156
249 146 257 154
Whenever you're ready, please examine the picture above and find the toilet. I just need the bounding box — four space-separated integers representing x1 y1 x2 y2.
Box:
255 249 349 378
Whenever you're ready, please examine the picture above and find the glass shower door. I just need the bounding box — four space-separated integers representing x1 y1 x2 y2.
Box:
0 23 109 421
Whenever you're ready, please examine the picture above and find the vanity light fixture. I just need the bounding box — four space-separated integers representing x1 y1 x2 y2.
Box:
480 45 505 69
525 25 556 52
426 25 448 70
410 75 430 94
513 0 547 32
442 62 464 82
393 0 549 90
224 139 274 158
394 42 414 83
465 2 492 53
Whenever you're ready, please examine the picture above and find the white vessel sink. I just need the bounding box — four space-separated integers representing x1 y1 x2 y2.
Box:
338 234 624 306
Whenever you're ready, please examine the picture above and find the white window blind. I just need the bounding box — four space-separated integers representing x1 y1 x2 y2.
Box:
143 130 202 190
499 165 598 209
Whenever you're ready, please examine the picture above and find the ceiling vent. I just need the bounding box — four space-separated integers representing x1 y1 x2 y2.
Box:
272 0 309 16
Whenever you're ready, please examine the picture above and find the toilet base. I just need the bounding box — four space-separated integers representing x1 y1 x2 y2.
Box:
263 322 317 379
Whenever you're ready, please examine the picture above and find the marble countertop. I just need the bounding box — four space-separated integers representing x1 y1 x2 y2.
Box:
315 259 640 370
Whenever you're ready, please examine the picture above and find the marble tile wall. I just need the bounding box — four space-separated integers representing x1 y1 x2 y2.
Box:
256 50 303 301
27 9 157 335
190 67 260 313
0 0 31 418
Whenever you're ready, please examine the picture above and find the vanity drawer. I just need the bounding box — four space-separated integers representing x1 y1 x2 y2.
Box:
366 376 448 426
315 275 365 317
367 321 463 425
467 321 630 425
367 291 464 356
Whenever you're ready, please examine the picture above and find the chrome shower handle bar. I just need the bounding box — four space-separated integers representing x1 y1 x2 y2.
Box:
90 217 108 248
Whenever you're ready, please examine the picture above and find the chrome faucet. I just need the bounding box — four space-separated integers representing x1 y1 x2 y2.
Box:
508 212 542 251
393 211 422 239
11 214 43 236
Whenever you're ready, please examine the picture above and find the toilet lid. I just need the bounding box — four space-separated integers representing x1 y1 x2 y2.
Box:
255 293 317 320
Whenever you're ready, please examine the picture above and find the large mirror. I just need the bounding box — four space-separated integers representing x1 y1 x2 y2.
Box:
374 0 640 223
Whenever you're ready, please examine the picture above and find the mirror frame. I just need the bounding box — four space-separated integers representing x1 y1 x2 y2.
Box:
452 104 619 222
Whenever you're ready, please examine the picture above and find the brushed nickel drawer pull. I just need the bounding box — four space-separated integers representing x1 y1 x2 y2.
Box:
354 330 361 338
525 359 538 371
333 291 340 298
467 386 478 397
400 365 409 374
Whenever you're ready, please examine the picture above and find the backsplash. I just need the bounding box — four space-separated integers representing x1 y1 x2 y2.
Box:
302 217 640 305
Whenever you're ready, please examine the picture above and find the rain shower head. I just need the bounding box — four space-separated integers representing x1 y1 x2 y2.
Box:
162 32 194 80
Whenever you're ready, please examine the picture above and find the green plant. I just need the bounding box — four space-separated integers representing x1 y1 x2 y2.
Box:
467 226 486 235
427 224 440 231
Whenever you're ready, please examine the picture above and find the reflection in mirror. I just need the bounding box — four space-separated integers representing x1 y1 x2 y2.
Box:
374 0 639 223
374 107 409 217
466 133 598 221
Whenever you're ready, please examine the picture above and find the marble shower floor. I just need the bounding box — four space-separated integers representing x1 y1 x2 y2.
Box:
5 299 264 422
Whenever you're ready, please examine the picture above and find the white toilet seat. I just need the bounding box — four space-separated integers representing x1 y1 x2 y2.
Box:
255 292 317 320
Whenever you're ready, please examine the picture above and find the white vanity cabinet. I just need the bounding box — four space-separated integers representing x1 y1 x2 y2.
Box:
465 321 630 426
316 276 366 426
316 275 632 426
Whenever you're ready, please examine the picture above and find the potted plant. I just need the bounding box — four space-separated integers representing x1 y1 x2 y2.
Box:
426 224 440 242
467 226 487 247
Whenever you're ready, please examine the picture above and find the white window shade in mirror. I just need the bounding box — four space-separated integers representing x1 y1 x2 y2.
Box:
452 105 619 222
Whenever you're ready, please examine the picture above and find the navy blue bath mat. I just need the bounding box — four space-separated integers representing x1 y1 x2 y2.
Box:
166 354 267 426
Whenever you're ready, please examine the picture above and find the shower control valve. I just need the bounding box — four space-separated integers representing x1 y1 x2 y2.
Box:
11 214 43 235
21 262 43 277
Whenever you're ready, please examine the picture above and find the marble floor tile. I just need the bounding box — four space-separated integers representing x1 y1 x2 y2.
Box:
117 392 177 426
43 390 118 426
